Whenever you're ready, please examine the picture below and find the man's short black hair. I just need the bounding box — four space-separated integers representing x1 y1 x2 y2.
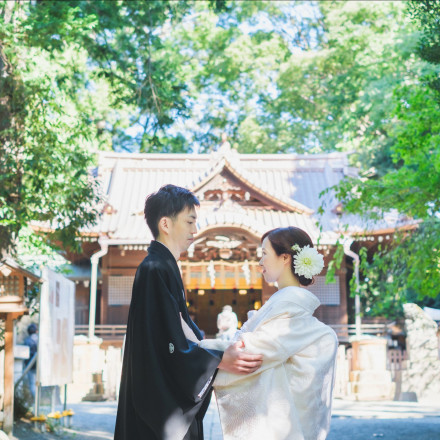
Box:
144 184 200 239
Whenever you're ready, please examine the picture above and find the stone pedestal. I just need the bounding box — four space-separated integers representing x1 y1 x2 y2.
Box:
401 303 440 402
103 346 123 400
82 372 106 402
66 336 123 403
334 345 350 398
67 335 105 403
349 336 395 400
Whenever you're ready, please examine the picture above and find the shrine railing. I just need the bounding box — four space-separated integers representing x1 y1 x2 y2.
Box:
75 324 126 338
330 323 392 343
76 323 393 342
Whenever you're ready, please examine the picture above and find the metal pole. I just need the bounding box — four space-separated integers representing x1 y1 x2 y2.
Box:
63 384 68 427
343 240 361 338
36 296 43 420
64 384 67 412
88 240 108 339
34 384 40 428
353 256 361 338
51 386 56 413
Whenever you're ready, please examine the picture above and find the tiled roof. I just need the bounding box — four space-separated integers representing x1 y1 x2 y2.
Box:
89 147 405 245
1 258 42 282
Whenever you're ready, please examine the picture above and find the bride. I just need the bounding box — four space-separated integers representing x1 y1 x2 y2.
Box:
182 226 338 440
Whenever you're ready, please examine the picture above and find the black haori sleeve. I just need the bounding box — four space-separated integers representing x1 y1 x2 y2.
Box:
114 256 222 440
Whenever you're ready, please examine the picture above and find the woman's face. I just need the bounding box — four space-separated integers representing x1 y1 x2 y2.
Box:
259 237 286 283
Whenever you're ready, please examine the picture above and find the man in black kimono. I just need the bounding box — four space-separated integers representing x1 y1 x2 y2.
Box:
114 184 263 440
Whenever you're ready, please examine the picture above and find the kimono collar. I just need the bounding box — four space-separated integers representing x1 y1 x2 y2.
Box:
270 286 321 314
148 240 176 260
148 241 184 288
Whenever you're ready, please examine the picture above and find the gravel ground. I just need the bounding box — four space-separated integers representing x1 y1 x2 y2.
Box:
9 398 440 440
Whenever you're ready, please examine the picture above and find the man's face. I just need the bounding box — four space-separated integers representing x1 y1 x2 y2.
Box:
169 206 198 255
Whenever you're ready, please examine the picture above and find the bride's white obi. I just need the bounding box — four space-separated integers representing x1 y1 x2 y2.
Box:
184 286 338 440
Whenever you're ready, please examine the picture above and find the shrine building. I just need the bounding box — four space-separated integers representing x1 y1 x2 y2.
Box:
67 142 405 339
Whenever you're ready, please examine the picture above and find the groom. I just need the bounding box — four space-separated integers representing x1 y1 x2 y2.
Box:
114 184 263 440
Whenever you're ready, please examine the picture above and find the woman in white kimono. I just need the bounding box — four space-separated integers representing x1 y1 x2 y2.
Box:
183 226 338 440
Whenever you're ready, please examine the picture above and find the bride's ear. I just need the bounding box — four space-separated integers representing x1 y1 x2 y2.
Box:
282 253 292 266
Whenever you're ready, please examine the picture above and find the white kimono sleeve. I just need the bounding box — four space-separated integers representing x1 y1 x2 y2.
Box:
215 306 327 387
240 312 317 362
181 314 231 351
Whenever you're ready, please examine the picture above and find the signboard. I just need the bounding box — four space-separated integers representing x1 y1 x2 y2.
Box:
38 267 75 386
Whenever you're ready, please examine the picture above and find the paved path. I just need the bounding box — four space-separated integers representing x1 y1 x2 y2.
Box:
203 398 440 440
66 401 116 440
328 400 440 440
12 398 440 440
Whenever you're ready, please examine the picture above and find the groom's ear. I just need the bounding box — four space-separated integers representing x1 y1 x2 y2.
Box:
158 216 172 236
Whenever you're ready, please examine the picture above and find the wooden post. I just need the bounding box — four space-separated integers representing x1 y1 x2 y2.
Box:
201 263 206 286
251 263 257 285
3 313 19 435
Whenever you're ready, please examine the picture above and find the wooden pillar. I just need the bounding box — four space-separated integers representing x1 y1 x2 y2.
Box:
2 312 21 435
201 264 206 285
336 265 349 325
100 252 109 326
234 265 239 287
251 263 257 286
100 271 108 326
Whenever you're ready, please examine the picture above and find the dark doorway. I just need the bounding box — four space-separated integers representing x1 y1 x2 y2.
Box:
186 288 262 337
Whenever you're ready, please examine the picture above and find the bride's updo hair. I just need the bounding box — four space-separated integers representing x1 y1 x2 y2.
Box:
261 226 315 286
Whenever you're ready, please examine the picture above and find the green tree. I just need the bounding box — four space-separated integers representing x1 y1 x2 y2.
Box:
165 0 326 152
0 1 100 255
332 0 440 316
0 0 225 257
164 1 429 160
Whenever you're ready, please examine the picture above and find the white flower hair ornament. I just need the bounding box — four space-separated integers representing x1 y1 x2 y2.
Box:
291 244 324 279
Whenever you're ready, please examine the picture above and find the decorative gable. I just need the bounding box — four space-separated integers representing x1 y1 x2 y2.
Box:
193 159 313 214
195 171 266 209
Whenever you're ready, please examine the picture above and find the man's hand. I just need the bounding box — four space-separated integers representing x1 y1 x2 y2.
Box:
218 341 263 375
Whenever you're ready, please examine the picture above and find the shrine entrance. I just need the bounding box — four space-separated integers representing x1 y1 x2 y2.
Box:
180 226 267 336
186 287 262 336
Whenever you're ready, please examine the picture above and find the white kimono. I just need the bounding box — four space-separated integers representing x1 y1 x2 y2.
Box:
197 286 338 440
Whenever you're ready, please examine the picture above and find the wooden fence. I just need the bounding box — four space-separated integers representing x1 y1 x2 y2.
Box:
387 348 408 378
75 324 126 338
329 323 390 343
75 323 395 344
